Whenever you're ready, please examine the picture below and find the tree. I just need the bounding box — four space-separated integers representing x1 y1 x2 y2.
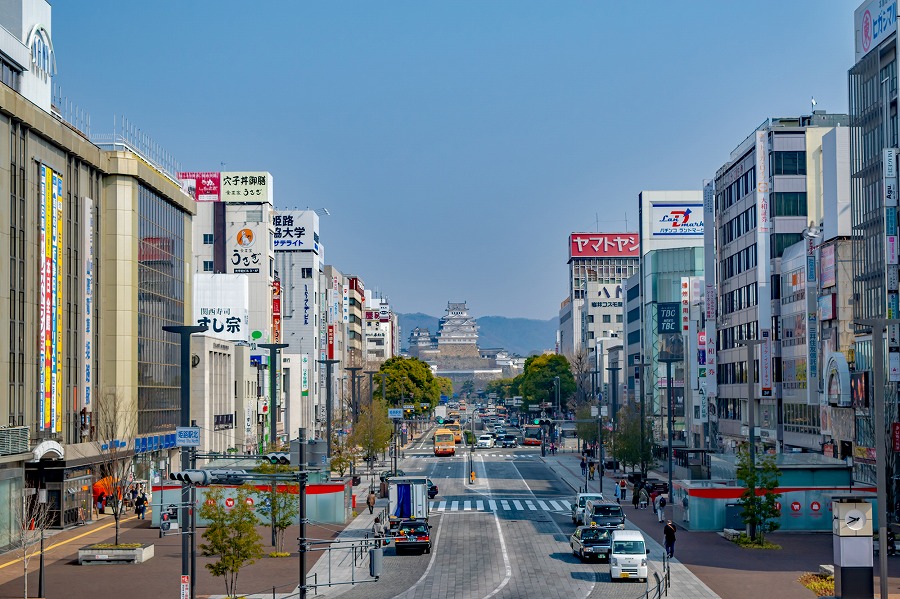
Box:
348 397 393 462
93 387 138 546
574 403 599 446
736 445 782 542
610 404 653 474
256 463 300 554
199 485 264 598
566 349 594 407
328 428 357 477
518 354 576 411
13 486 52 599
484 377 516 400
460 379 475 396
379 357 445 413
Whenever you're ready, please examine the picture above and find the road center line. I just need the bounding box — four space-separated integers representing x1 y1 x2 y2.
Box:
479 453 512 599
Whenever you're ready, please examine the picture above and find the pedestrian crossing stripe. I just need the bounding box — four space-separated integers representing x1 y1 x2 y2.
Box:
430 498 571 513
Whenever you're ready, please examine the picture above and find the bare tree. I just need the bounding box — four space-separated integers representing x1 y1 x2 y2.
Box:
567 348 594 409
93 388 139 545
13 487 52 599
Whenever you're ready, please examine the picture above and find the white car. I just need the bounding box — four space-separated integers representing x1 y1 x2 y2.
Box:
477 434 495 448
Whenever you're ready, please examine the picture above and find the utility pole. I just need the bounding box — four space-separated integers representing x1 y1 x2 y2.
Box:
260 343 289 448
298 428 308 599
347 367 363 424
635 361 650 478
606 364 620 470
736 338 766 541
162 324 207 599
658 355 680 511
318 359 340 459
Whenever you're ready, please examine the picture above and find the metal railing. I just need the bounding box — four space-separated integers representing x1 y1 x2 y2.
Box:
635 556 671 599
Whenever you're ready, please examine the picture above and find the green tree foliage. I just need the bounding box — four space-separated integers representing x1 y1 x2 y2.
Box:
460 379 475 396
484 377 517 400
380 357 444 412
518 354 576 410
328 428 357 477
736 445 782 542
199 485 264 598
348 397 394 459
574 404 599 445
610 404 653 474
256 463 300 553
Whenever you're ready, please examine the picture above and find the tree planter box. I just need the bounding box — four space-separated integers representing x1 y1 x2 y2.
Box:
78 544 154 565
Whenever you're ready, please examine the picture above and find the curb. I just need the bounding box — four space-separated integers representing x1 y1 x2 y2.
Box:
541 457 579 493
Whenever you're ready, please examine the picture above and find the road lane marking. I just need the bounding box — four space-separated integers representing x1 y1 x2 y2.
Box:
397 507 445 599
481 452 512 599
436 501 446 511
450 501 459 511
489 500 497 511
501 500 510 510
538 500 549 510
549 500 564 511
463 501 471 511
512 500 523 510
476 500 484 511
525 501 536 510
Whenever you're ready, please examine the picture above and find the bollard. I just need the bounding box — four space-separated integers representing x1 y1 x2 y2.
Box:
369 547 383 578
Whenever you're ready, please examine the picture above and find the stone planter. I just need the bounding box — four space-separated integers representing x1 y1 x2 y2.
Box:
78 544 154 565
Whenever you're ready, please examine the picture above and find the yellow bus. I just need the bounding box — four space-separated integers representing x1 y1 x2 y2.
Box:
445 422 462 443
433 429 456 456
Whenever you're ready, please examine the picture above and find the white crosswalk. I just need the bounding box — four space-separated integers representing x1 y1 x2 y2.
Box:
427 497 570 514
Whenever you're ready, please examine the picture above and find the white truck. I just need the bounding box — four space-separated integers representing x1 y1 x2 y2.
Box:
434 406 447 422
387 476 430 529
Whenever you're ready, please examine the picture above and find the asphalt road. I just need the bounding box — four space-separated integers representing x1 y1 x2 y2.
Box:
337 429 651 599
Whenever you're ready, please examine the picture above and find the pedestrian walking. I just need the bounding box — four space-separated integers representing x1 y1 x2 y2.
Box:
96 492 105 516
650 490 659 513
134 491 147 520
589 462 596 480
619 479 627 501
656 495 667 522
373 517 385 545
682 495 689 523
366 490 377 514
664 520 677 558
639 487 650 509
632 486 640 509
580 458 587 476
613 481 621 503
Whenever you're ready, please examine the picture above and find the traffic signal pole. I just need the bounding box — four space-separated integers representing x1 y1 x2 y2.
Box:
299 428 308 599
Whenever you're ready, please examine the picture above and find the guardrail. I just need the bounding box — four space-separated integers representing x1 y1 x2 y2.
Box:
630 556 670 599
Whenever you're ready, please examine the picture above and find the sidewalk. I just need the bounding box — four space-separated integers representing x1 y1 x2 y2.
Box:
542 451 900 599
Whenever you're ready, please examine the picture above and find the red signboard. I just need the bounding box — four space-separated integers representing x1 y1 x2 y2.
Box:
569 233 639 259
327 325 334 359
893 422 900 452
272 280 282 343
178 171 221 202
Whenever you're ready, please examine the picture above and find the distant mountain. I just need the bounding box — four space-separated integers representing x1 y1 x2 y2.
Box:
397 312 557 357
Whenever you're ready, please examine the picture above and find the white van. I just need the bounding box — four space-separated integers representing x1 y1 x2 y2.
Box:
609 530 649 582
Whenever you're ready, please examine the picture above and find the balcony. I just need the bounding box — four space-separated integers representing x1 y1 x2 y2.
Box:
0 426 29 456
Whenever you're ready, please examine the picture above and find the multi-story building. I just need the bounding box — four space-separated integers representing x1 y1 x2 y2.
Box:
559 232 640 360
712 113 848 453
345 276 365 365
622 273 642 403
364 294 398 363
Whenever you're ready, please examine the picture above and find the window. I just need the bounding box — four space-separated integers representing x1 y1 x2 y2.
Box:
202 260 213 272
301 267 313 278
772 192 807 217
203 233 214 244
772 151 806 176
616 314 623 323
602 315 611 323
770 233 804 259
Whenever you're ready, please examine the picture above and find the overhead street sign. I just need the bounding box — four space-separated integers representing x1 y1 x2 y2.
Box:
388 408 403 419
176 427 200 448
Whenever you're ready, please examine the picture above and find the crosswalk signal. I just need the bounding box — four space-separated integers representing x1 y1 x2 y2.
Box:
169 469 248 485
160 512 171 532
532 418 541 425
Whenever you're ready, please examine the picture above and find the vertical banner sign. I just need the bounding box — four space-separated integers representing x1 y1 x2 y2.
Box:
83 197 94 410
327 325 335 359
703 179 717 400
680 277 690 331
301 354 310 398
893 422 900 452
887 148 900 382
39 165 64 432
272 280 282 343
342 284 350 323
756 133 773 397
656 303 680 335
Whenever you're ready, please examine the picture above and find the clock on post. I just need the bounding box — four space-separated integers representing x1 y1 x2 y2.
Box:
832 497 874 599
833 501 873 537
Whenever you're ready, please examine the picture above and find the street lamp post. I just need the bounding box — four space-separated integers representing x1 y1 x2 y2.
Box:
735 338 766 541
259 343 289 448
317 359 340 459
658 355 680 511
346 367 362 425
162 324 207 599
553 376 560 421
855 318 900 599
606 364 621 472
635 361 650 478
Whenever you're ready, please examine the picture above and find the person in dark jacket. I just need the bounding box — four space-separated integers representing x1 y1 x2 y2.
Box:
663 520 677 558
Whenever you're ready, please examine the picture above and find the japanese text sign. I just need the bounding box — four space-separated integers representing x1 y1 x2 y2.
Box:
569 233 639 259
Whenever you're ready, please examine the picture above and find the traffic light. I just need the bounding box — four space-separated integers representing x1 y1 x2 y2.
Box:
264 452 291 465
437 418 445 424
160 512 171 532
532 418 540 425
169 469 248 485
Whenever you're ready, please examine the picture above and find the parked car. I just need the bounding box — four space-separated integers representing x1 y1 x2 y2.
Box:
500 434 518 448
393 519 432 554
427 479 438 499
571 492 605 524
641 478 669 494
477 434 495 448
582 499 626 529
570 525 612 561
610 530 648 582
379 468 407 482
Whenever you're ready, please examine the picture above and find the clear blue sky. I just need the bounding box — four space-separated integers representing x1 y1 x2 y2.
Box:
51 1 853 320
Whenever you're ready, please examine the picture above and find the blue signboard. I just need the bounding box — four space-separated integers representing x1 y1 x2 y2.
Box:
657 303 680 334
176 426 201 448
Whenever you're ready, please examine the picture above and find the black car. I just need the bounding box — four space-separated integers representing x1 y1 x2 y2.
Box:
379 469 407 483
393 519 432 554
500 434 518 448
570 525 612 561
585 500 626 529
427 479 439 499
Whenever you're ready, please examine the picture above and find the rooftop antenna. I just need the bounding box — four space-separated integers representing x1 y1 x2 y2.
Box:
811 96 817 113
624 211 629 231
595 213 600 232
220 162 226 170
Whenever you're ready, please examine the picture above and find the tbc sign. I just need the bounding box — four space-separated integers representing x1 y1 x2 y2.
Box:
657 303 679 334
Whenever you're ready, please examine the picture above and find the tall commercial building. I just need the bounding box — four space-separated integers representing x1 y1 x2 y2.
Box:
849 0 900 484
712 113 848 452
